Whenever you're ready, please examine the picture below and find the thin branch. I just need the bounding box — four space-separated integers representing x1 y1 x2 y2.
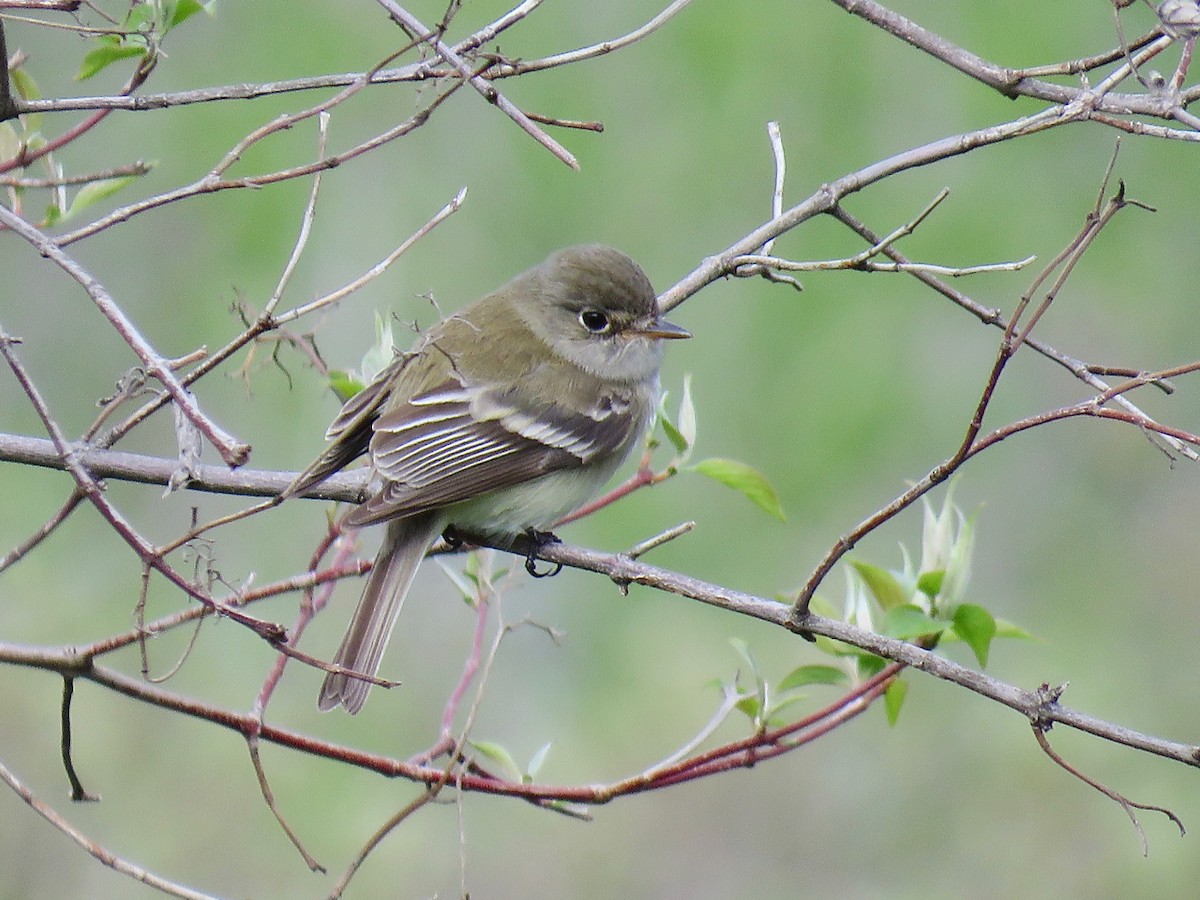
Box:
825 205 1199 461
374 0 578 169
0 758 220 900
59 677 98 802
1032 709 1185 856
0 219 250 466
0 160 152 187
56 75 463 246
263 112 330 316
0 334 282 639
0 430 364 499
489 0 696 76
0 489 82 572
273 185 468 325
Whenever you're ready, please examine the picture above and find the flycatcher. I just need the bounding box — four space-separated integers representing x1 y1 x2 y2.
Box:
290 245 690 713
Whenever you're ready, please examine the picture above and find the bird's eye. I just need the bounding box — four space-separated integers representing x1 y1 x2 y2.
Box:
579 309 611 334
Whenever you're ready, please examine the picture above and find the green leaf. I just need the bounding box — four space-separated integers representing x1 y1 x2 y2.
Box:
850 560 911 611
856 653 888 680
765 692 811 724
9 68 39 102
166 0 209 31
917 569 945 600
658 407 689 455
730 637 766 725
952 603 997 668
43 203 62 228
778 664 848 692
328 369 364 402
882 604 947 641
735 695 762 721
525 742 552 782
433 559 477 605
802 595 861 659
469 741 523 783
0 124 20 166
693 457 785 522
359 312 394 383
994 618 1035 641
62 175 138 221
77 44 147 81
884 678 908 726
676 374 696 460
123 2 154 32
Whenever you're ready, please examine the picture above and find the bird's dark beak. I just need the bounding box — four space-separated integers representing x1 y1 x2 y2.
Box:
631 317 691 341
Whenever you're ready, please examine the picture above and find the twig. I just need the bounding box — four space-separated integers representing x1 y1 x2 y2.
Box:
0 332 282 639
273 186 468 325
55 75 463 246
0 489 83 572
374 0 579 169
0 160 151 187
1030 687 1185 856
0 758 219 900
246 731 325 873
490 0 696 76
626 521 695 560
0 217 250 466
263 112 329 316
826 204 1199 461
59 678 98 802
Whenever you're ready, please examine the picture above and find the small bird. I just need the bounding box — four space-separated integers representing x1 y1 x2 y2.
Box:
290 245 690 713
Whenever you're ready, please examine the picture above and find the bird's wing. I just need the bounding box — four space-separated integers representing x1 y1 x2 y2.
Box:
345 379 639 526
284 353 416 498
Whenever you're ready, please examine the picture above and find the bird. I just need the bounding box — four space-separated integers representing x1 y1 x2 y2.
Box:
288 245 690 713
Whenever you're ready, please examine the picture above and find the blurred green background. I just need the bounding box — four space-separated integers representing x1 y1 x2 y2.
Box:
3 2 1200 897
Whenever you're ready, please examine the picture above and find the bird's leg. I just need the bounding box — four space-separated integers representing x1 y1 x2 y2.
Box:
522 528 563 578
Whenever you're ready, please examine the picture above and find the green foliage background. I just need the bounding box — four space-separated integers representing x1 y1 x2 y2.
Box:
3 2 1200 897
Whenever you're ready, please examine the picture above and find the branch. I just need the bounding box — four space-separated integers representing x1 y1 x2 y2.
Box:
374 0 578 169
0 217 250 466
0 431 366 502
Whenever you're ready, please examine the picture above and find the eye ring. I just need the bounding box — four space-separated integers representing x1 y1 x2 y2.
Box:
579 309 611 334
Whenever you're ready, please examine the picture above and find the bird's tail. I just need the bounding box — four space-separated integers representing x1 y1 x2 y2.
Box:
318 513 441 714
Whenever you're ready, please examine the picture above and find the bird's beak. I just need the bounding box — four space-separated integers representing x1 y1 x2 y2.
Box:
630 316 691 341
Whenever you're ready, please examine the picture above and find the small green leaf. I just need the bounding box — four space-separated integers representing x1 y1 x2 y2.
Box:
693 458 785 522
994 618 1035 641
43 203 62 227
728 636 756 672
882 604 946 641
328 369 364 402
124 2 155 32
917 569 945 600
77 44 147 81
730 637 766 725
359 312 395 383
526 742 552 782
469 741 523 783
166 0 209 31
9 67 41 101
778 664 848 692
676 374 697 460
850 560 911 611
62 175 138 221
884 678 908 725
658 408 689 455
766 692 810 722
0 123 20 166
952 603 997 668
434 559 477 605
856 653 888 680
735 695 762 721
